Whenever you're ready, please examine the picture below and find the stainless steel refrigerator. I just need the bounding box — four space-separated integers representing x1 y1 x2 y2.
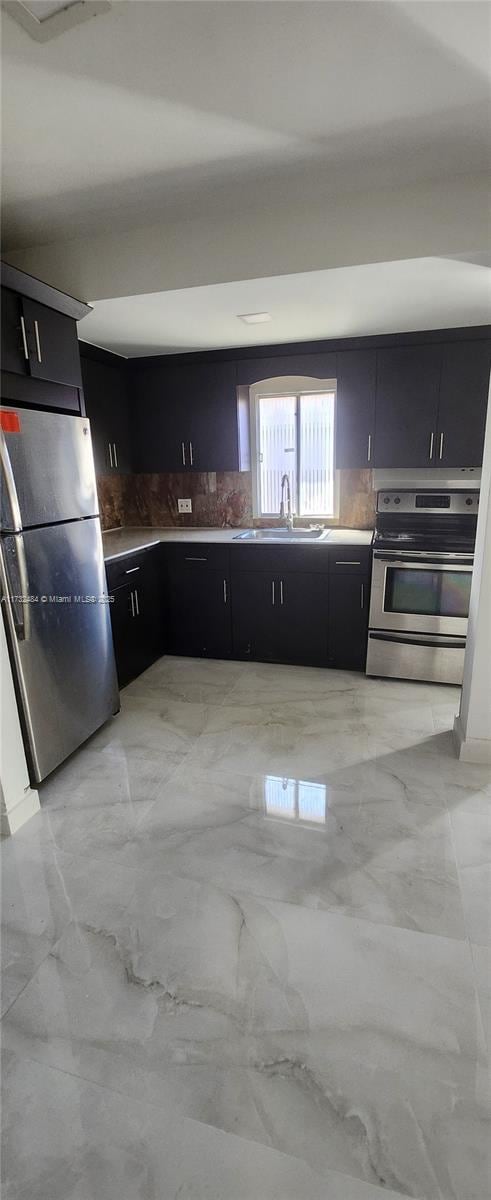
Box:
1 405 119 782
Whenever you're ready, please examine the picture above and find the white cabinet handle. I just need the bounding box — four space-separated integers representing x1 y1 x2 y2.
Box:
429 432 434 460
439 432 444 460
20 315 29 360
113 442 118 468
134 589 139 616
335 560 361 566
108 442 113 468
130 591 135 618
223 579 227 604
34 319 42 363
280 580 284 605
271 580 275 606
360 583 365 609
189 441 194 466
125 565 140 575
367 433 372 462
181 442 186 466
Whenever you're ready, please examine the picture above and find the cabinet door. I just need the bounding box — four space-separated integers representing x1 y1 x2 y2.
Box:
336 350 376 468
277 572 328 665
232 571 277 661
81 354 132 474
21 298 82 388
109 583 137 688
1 288 29 376
187 362 239 471
328 573 369 671
167 563 231 658
437 341 491 468
132 360 240 473
374 345 441 467
131 361 192 472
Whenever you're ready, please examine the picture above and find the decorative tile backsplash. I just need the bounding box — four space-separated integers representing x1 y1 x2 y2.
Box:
98 469 375 532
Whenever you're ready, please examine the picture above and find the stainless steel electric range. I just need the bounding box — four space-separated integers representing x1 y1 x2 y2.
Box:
366 489 479 685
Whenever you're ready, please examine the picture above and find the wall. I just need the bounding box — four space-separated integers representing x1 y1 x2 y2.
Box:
97 468 376 532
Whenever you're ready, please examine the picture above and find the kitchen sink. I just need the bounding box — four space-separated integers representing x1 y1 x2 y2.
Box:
233 528 331 542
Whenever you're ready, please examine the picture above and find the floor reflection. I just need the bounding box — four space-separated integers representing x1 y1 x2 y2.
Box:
263 774 327 824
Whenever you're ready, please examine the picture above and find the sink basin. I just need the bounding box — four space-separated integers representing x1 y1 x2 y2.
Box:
234 528 331 543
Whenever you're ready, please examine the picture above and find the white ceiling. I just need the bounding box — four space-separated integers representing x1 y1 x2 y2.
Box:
79 257 491 357
2 1 490 250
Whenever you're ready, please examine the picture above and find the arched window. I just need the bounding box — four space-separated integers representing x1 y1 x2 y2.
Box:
249 376 337 519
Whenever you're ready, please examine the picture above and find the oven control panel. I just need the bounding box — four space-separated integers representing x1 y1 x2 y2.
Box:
377 490 479 514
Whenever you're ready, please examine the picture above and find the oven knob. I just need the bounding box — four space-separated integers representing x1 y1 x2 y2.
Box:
465 497 473 506
383 496 390 504
394 496 401 504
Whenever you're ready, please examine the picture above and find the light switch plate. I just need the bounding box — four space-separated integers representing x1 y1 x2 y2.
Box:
178 498 192 513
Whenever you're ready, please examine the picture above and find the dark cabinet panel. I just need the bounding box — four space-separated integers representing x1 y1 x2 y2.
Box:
328 572 369 670
373 345 442 468
165 558 232 658
21 298 82 388
131 359 239 472
81 352 132 474
437 340 491 467
237 352 337 387
336 349 376 469
108 550 164 687
1 288 29 376
108 583 137 688
276 572 328 665
232 569 327 665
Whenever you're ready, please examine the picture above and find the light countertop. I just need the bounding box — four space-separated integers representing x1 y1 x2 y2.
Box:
102 526 373 561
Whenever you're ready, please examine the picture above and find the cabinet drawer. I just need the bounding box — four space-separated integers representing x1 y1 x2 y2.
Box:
105 547 157 591
162 543 231 571
329 547 371 573
231 544 330 575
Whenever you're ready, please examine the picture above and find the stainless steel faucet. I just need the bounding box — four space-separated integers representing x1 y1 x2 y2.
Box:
280 474 294 531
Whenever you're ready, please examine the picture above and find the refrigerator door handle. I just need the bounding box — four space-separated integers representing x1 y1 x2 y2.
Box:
0 431 22 532
0 535 30 643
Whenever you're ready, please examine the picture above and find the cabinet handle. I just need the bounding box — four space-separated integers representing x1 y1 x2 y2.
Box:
134 589 140 616
130 591 135 618
367 433 372 463
181 442 186 466
223 578 227 604
33 319 42 363
108 442 113 468
185 556 207 562
335 560 361 566
271 580 275 606
360 582 365 609
113 442 118 468
189 441 194 466
280 579 284 605
20 315 29 360
125 565 140 575
429 432 434 460
439 432 444 460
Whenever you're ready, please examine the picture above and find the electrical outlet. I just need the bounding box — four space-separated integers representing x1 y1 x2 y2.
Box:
178 498 192 513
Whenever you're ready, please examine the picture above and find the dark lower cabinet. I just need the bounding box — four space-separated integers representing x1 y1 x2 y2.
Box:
166 562 232 658
232 570 328 665
328 572 369 670
107 550 164 687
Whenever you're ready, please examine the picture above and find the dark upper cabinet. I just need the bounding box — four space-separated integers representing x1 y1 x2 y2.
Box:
81 349 132 474
1 286 83 403
131 359 240 472
237 352 336 388
436 340 491 467
1 288 29 376
373 345 442 468
232 567 328 666
21 298 82 388
336 349 376 469
328 570 369 671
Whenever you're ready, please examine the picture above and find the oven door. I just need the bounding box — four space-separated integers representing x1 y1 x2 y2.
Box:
369 552 473 637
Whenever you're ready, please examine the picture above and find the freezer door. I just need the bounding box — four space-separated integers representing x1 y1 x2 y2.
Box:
1 517 119 782
0 406 98 530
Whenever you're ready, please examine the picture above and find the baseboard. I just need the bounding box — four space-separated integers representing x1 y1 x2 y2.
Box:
0 787 40 837
453 715 491 764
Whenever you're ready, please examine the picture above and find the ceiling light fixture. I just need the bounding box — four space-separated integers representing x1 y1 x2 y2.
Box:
3 0 111 42
237 312 272 325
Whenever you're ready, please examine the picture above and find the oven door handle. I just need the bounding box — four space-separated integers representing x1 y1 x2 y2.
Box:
369 632 466 649
374 555 472 570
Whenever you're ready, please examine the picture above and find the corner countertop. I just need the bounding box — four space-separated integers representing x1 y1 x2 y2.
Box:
102 526 374 562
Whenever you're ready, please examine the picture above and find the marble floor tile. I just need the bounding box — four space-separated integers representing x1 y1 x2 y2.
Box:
2 656 490 1200
2 1051 409 1200
2 889 488 1199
